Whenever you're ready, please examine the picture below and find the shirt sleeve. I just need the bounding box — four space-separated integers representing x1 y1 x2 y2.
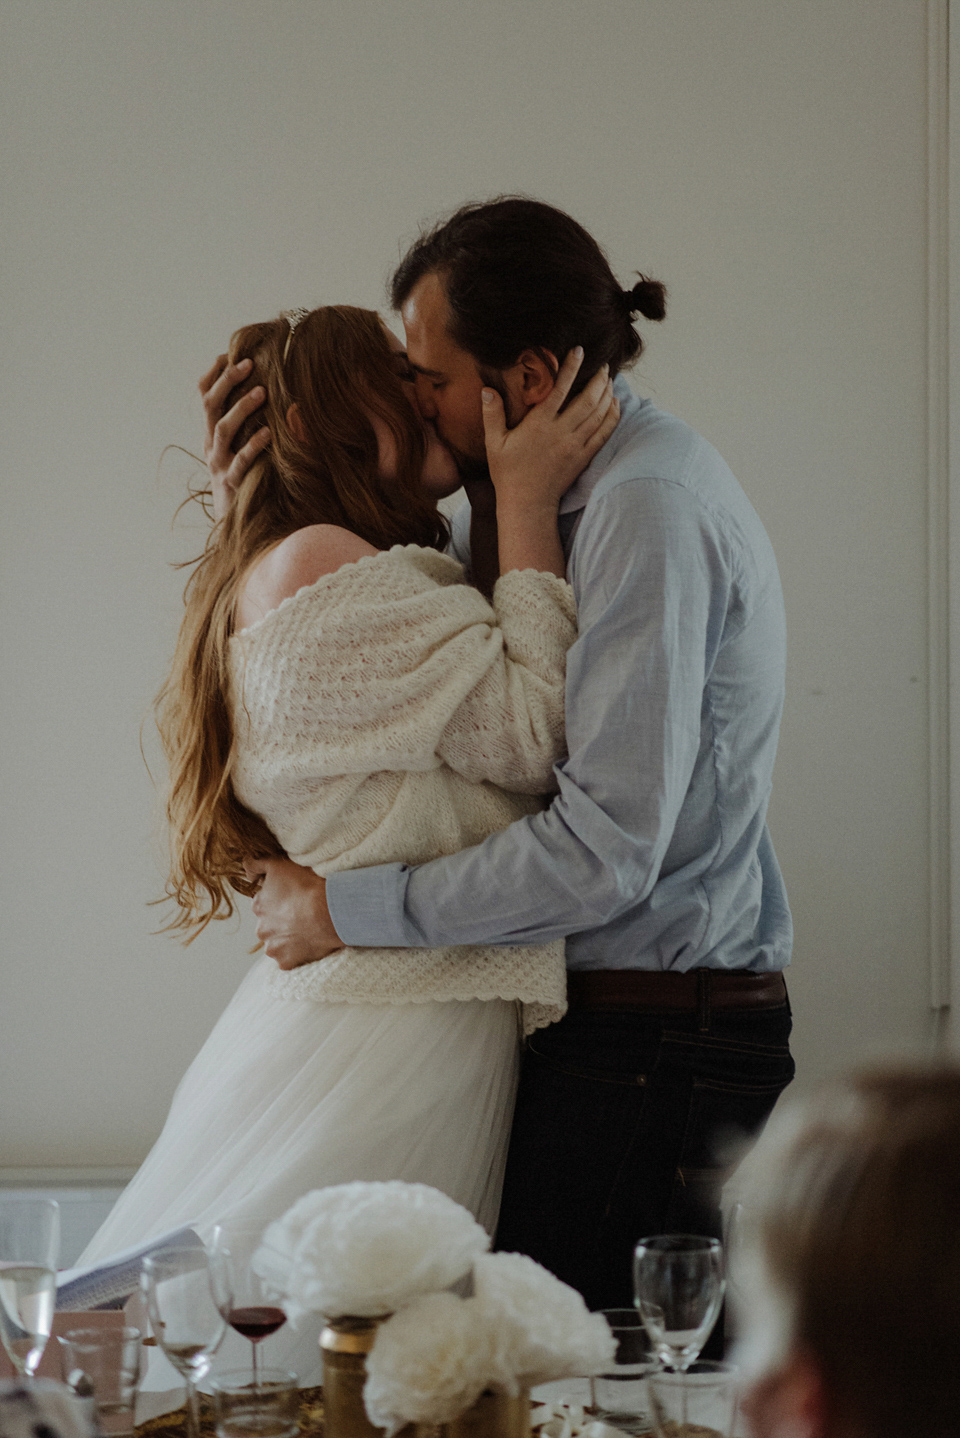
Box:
326 478 734 947
446 499 472 570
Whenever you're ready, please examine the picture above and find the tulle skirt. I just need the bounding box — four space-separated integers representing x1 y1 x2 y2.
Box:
77 957 520 1384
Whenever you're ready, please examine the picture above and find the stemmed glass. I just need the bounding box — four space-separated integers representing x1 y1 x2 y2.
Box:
142 1244 228 1438
0 1197 60 1378
633 1234 725 1372
209 1224 287 1392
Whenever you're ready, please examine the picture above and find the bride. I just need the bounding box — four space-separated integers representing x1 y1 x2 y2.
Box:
77 305 617 1274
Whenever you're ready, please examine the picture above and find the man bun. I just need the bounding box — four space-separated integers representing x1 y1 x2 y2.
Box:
621 276 667 322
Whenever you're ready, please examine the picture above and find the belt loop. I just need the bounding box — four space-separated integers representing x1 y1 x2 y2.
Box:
696 968 711 1032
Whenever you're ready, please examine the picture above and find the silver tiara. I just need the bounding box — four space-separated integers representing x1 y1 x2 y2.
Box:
281 307 311 364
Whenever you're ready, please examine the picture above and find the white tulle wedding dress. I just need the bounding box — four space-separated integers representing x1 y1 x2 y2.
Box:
75 548 574 1381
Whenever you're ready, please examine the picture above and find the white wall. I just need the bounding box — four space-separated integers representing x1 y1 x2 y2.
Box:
0 0 941 1169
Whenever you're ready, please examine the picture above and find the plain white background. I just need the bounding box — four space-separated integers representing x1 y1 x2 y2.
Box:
0 1 946 1170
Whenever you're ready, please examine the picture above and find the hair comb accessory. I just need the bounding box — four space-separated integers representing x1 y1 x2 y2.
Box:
282 308 311 364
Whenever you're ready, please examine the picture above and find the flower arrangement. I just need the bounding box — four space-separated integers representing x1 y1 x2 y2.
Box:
365 1253 615 1433
252 1181 489 1323
254 1182 616 1436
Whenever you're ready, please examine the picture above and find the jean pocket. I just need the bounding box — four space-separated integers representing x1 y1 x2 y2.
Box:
525 1036 649 1088
679 1053 794 1183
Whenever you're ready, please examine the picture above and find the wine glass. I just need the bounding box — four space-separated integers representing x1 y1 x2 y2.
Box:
633 1234 725 1372
209 1223 287 1392
142 1244 227 1438
0 1197 60 1378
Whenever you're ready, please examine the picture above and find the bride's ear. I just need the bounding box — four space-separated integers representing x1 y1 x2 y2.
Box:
286 403 307 442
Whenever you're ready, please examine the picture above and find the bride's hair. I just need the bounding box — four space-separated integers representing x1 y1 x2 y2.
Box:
156 305 449 938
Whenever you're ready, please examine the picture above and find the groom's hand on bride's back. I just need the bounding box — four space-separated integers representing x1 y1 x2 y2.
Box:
244 857 344 969
199 354 271 522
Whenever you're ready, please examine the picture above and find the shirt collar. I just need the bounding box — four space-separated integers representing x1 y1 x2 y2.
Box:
558 376 647 516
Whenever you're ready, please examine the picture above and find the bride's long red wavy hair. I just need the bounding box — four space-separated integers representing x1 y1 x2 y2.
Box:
156 306 448 939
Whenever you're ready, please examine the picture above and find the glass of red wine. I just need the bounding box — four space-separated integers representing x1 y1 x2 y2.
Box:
209 1224 287 1393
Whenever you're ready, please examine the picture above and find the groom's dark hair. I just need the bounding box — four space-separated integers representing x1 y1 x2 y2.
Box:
391 196 666 395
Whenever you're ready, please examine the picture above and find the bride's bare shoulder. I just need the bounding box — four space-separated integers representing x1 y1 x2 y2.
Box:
236 525 381 629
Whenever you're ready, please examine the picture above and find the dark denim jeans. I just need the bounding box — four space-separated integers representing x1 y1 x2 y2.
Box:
495 995 794 1314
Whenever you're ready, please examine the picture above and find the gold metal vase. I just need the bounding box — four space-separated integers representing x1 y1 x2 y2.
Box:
320 1317 531 1438
423 1389 531 1437
321 1316 386 1438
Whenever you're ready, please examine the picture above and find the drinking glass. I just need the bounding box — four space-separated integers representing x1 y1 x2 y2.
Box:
633 1234 725 1372
647 1359 739 1438
142 1245 227 1438
211 1368 300 1438
209 1224 287 1392
0 1197 60 1378
58 1326 143 1436
590 1307 654 1434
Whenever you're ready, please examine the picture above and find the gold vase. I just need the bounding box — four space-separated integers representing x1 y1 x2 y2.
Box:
428 1389 531 1437
321 1316 387 1438
320 1318 531 1438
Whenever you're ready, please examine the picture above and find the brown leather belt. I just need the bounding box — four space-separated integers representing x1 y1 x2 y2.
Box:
567 968 787 1013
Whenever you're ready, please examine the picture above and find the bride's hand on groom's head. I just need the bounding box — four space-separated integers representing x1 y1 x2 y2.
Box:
198 354 271 523
244 856 344 969
482 348 620 513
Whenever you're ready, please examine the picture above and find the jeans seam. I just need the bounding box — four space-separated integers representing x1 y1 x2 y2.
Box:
526 1043 648 1087
692 1076 793 1096
661 1034 792 1057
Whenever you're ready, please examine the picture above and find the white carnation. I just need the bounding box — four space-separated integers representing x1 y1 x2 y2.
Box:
473 1252 616 1393
364 1293 494 1436
252 1182 489 1320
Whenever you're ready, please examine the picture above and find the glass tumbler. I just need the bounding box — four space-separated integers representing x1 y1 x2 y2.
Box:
590 1307 654 1434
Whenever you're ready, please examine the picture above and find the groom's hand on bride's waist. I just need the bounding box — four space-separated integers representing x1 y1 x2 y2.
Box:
245 857 344 969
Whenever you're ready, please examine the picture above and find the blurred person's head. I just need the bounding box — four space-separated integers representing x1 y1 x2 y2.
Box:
0 1380 95 1438
735 1066 960 1438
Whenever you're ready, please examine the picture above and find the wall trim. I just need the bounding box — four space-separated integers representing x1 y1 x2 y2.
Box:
928 0 951 1012
949 0 960 1034
0 1167 136 1188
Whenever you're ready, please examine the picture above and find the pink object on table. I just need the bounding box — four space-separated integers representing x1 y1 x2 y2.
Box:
0 1310 128 1383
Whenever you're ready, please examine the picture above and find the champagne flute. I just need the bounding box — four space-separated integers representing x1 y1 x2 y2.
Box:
633 1234 725 1372
209 1224 287 1393
142 1245 227 1438
0 1197 60 1378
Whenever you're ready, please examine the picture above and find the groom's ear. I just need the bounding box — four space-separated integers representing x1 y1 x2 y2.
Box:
503 349 559 412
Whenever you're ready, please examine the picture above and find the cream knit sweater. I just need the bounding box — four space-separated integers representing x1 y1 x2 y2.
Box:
228 544 575 1033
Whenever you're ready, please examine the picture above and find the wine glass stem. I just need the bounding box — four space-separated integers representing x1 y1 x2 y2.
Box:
251 1338 259 1392
24 1343 44 1380
184 1376 201 1438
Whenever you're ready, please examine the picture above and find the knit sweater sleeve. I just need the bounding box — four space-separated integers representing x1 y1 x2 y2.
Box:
229 546 576 798
435 567 576 793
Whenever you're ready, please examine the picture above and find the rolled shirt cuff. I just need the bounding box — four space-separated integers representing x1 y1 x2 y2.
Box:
326 862 421 947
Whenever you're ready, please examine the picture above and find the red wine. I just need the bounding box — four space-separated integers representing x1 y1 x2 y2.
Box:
228 1306 286 1341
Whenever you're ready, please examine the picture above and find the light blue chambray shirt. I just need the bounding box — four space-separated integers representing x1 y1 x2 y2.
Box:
326 378 792 973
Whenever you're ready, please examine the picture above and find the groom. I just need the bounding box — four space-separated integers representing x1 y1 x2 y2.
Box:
205 197 794 1311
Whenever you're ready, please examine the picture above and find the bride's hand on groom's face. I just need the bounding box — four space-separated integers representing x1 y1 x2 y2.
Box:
482 349 620 512
244 857 344 969
198 355 272 522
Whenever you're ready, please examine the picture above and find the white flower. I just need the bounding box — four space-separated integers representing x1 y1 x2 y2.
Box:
473 1252 616 1393
364 1292 494 1436
252 1182 489 1321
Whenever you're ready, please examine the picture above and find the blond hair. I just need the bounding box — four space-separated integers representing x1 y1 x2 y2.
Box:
156 306 447 938
741 1066 960 1436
